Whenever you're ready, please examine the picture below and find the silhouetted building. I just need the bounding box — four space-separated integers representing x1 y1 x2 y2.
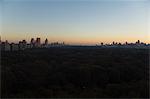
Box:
1 38 149 50
31 38 35 44
112 41 115 45
50 41 65 46
1 40 11 51
19 40 27 50
118 43 121 45
136 40 140 44
36 38 41 47
19 41 23 50
22 40 27 48
43 38 48 47
45 38 48 45
5 40 10 50
30 38 35 48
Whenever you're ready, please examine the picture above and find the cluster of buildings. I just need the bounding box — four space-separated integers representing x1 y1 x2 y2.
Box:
0 37 65 51
1 38 149 51
99 40 150 48
1 38 46 51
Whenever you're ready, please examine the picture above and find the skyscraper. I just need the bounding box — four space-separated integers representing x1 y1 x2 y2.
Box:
30 38 35 48
112 41 115 45
31 38 35 44
137 40 140 44
36 38 40 44
36 38 41 47
45 38 48 45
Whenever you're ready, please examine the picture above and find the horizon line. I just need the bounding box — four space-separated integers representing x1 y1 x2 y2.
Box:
1 38 150 45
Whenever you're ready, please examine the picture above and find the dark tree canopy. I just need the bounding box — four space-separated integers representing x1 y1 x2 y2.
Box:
1 47 149 98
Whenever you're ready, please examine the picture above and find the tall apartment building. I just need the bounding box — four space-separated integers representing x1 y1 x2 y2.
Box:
36 38 41 48
44 38 48 47
45 38 48 45
30 38 35 48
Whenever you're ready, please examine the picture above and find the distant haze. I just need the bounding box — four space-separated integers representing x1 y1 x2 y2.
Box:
1 0 150 44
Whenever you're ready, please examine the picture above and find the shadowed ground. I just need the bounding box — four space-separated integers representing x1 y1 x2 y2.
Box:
1 47 149 98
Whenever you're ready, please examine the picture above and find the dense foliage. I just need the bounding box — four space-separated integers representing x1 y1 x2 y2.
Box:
1 47 149 98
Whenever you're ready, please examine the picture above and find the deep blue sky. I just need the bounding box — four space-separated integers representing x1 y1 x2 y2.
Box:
1 0 149 44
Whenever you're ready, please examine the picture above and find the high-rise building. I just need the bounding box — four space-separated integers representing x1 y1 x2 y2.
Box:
31 38 35 44
44 38 48 48
30 38 35 48
36 38 40 44
136 40 140 44
45 38 48 45
112 41 115 45
36 38 41 47
137 40 140 44
3 40 11 51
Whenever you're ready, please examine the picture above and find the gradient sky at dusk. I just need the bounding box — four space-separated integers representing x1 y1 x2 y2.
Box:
1 0 150 44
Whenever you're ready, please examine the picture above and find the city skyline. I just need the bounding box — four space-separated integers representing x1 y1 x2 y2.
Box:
1 0 150 44
1 37 149 52
1 37 149 45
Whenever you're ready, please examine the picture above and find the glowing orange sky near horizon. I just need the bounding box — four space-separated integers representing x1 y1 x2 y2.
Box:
1 32 150 45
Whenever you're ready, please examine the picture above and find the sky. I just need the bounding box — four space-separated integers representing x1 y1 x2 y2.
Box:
1 0 150 44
